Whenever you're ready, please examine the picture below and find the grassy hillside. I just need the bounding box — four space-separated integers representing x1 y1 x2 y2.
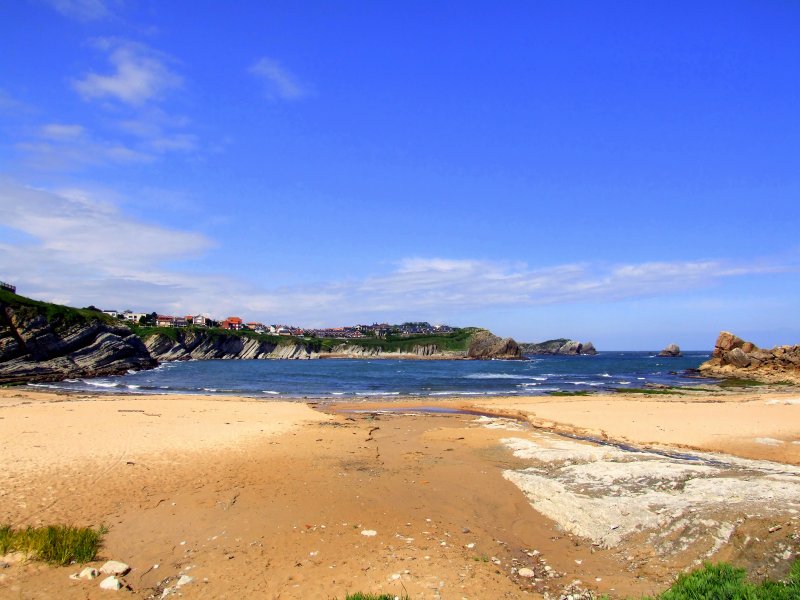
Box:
0 288 116 329
130 324 480 353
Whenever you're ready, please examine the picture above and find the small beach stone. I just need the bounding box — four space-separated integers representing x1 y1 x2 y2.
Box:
99 575 122 590
176 575 194 587
100 560 130 575
518 567 535 578
360 529 377 537
80 567 100 579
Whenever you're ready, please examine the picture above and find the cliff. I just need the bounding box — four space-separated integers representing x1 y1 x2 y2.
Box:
699 331 800 384
465 330 524 360
142 328 519 361
142 329 320 361
0 290 156 384
0 291 525 383
519 338 597 356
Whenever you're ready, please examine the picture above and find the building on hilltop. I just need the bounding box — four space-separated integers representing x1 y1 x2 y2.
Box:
0 281 16 293
156 315 176 327
220 316 244 330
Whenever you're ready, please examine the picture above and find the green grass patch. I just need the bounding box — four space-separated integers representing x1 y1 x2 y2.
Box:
129 324 480 355
344 595 409 600
546 390 592 396
0 288 116 330
0 524 105 565
613 387 679 395
646 560 800 599
718 378 770 388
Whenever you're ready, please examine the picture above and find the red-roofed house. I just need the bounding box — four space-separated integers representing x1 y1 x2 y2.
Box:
221 316 244 330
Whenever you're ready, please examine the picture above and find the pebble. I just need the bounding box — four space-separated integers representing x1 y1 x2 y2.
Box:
361 530 377 537
518 567 535 578
79 567 100 579
465 543 475 549
100 561 130 576
99 575 122 590
176 575 194 587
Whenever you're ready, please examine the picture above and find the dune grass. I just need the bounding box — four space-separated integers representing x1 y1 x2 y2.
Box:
344 594 408 600
0 525 105 565
643 560 800 599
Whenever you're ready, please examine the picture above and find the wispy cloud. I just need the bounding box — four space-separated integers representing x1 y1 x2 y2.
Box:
0 181 791 325
17 123 152 169
42 0 120 21
249 57 310 100
73 39 181 106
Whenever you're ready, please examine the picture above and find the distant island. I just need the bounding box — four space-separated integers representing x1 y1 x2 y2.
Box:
519 338 597 355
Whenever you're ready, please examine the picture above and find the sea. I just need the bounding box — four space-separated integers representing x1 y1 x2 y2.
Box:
31 352 714 399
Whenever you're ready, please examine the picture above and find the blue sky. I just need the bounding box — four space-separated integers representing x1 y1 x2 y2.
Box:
1 1 798 349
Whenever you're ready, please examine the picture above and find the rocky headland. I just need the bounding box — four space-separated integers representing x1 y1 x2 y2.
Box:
699 331 800 384
0 297 155 384
519 338 597 356
0 290 523 383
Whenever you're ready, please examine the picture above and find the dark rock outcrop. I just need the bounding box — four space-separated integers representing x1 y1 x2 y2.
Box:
142 330 319 361
699 331 800 383
0 303 156 384
658 344 682 357
466 330 523 360
520 338 598 356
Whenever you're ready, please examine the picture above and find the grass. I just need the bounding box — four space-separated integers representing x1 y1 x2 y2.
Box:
644 560 800 599
718 378 773 388
130 324 480 355
0 288 116 330
613 387 680 395
344 595 409 600
0 524 105 565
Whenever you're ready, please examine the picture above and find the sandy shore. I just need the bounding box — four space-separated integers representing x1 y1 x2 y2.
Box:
1 387 799 599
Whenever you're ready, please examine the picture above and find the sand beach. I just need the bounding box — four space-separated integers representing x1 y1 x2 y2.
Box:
1 387 799 599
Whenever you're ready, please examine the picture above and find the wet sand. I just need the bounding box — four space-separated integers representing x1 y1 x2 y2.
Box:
1 387 799 599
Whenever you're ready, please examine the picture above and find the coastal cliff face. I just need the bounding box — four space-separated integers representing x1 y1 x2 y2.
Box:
143 330 320 361
699 331 800 383
143 332 502 361
0 301 156 384
466 330 524 360
519 339 597 356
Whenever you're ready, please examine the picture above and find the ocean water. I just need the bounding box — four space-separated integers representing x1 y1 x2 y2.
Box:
32 352 713 398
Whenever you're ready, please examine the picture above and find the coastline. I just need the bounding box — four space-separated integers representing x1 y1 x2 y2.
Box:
2 387 799 599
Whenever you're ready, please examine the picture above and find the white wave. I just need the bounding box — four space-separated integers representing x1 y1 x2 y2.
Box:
262 390 280 395
84 380 119 388
600 373 612 378
126 384 141 389
354 391 401 396
465 374 548 380
330 392 345 396
617 381 631 385
64 378 79 383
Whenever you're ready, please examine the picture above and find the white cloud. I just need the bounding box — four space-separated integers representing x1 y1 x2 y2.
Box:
0 180 791 324
43 0 119 21
73 39 181 106
249 57 309 100
18 126 153 169
40 123 87 139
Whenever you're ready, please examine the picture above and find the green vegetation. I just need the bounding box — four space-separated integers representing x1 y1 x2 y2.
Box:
344 594 408 600
718 378 770 388
644 560 800 600
129 323 480 354
0 288 116 329
613 387 680 395
336 327 479 353
0 524 105 565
